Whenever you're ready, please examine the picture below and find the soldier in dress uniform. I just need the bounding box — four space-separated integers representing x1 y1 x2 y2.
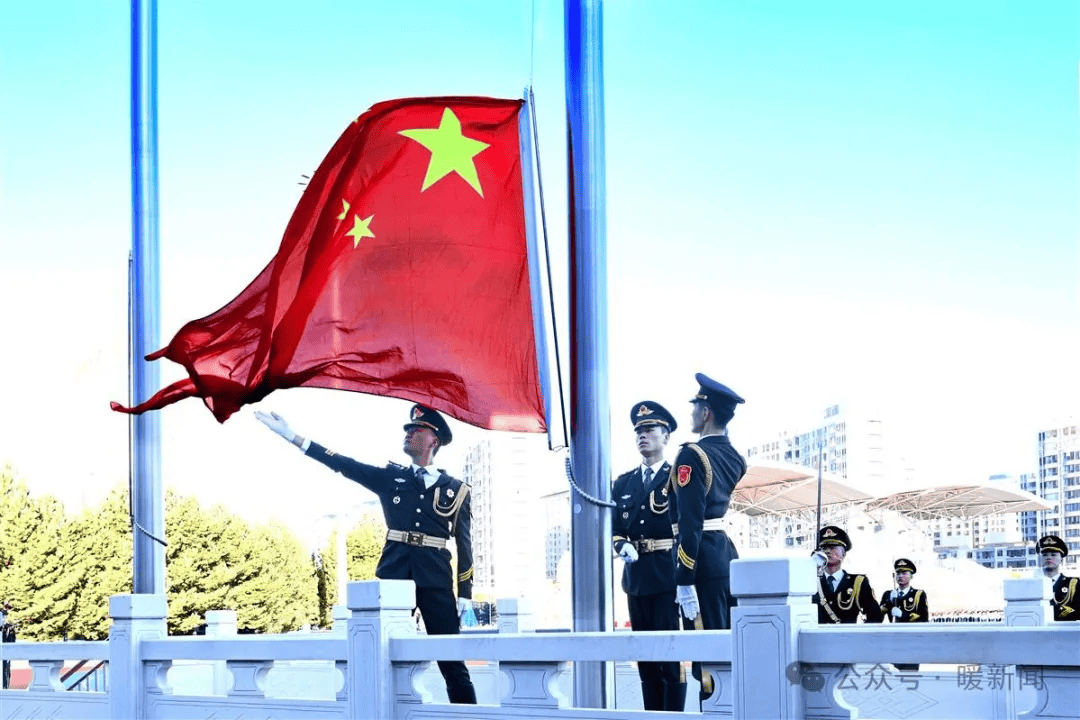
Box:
811 526 884 625
879 558 928 670
612 401 685 712
255 404 477 704
668 373 747 708
1036 534 1080 622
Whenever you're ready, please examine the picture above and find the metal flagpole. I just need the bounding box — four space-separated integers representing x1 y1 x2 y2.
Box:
815 439 824 534
565 0 613 708
812 439 828 572
130 0 166 594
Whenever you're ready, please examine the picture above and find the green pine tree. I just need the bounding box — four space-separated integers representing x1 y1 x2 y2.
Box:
165 491 253 635
227 520 317 633
65 487 133 640
313 551 333 628
347 513 386 581
0 466 81 638
10 494 80 640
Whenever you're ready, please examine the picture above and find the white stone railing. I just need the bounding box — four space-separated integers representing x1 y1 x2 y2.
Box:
0 557 1077 719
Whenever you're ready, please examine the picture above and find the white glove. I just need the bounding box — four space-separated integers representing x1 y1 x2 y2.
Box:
254 410 296 444
676 585 699 620
457 597 472 619
891 607 902 619
619 543 639 564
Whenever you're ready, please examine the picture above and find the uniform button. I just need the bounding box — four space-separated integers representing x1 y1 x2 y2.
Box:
639 520 645 524
640 505 645 510
416 508 421 513
420 494 424 499
415 522 420 527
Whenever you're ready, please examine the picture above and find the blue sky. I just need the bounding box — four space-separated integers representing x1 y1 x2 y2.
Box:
1 1 1077 539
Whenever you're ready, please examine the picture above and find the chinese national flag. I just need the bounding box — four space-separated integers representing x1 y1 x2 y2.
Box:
112 96 546 432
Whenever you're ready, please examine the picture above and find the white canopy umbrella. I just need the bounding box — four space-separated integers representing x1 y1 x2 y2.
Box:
864 484 1051 520
731 462 873 517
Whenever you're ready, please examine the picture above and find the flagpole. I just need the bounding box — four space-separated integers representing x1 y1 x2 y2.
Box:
816 440 823 535
565 0 613 708
130 0 166 594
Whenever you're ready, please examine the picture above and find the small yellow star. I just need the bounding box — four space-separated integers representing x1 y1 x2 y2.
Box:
337 199 350 221
399 108 490 196
346 213 375 248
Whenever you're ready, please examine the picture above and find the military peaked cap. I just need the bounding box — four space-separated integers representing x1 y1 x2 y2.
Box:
403 404 452 446
690 373 745 422
1037 534 1068 557
818 525 851 551
631 400 677 433
894 558 917 574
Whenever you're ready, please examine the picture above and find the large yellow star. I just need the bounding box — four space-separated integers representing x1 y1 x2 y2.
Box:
399 108 490 196
345 213 375 248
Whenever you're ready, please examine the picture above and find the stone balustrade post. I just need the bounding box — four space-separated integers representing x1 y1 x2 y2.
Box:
346 580 417 719
497 597 535 634
204 609 237 636
109 594 167 719
205 609 237 695
495 598 568 709
1004 576 1052 627
331 604 350 635
731 556 818 720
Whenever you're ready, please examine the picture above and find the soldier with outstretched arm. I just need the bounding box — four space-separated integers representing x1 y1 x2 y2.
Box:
255 404 477 705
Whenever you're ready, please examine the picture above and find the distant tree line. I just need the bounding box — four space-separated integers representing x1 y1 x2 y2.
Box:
0 464 386 640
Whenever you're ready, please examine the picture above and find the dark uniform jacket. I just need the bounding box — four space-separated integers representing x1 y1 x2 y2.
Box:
813 571 884 624
879 587 929 622
668 435 746 587
306 442 473 598
1051 574 1080 621
612 462 675 596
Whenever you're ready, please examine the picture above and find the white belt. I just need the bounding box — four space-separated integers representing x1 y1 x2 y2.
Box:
386 530 447 549
702 518 727 532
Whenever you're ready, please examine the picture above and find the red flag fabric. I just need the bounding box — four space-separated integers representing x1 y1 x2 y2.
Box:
112 96 546 432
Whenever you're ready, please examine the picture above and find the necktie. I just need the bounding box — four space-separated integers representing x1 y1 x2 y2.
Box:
643 467 653 487
828 575 837 593
414 467 426 484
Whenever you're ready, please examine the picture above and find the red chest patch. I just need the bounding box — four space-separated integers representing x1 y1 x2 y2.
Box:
677 465 692 487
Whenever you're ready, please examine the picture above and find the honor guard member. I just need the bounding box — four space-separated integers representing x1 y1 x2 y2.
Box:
879 558 928 670
811 526 884 625
255 405 477 705
1037 534 1080 622
612 401 685 713
669 374 747 709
